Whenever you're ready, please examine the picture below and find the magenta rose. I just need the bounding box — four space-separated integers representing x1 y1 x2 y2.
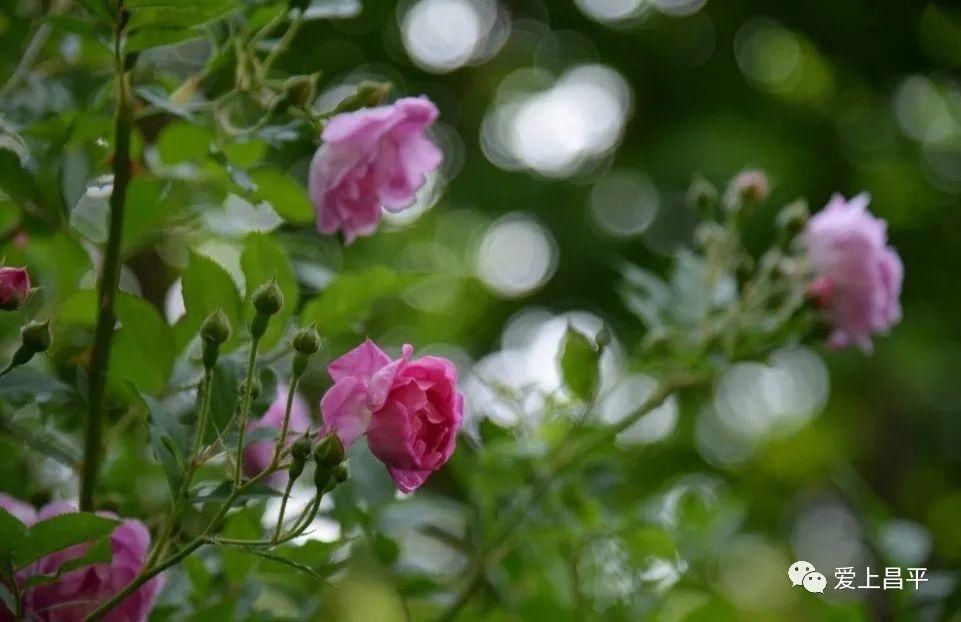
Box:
804 192 903 352
0 267 31 311
320 340 464 492
243 385 312 486
308 96 443 244
0 496 162 622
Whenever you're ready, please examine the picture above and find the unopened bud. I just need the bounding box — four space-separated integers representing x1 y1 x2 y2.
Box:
8 319 52 369
252 280 284 316
313 433 345 467
20 320 51 354
729 169 770 205
291 436 312 463
284 74 318 107
0 267 31 311
292 325 321 355
289 437 311 482
240 375 262 400
686 176 718 213
776 199 810 234
200 308 231 345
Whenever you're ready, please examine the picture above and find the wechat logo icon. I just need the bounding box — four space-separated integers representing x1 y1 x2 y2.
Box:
789 560 826 594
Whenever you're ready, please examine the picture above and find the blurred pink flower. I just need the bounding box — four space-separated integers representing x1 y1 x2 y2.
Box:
0 267 31 311
321 340 463 492
0 497 162 622
243 386 311 486
804 192 903 352
730 169 770 203
308 97 442 244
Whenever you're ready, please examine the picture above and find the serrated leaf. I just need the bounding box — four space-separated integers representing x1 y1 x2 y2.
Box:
13 513 118 569
22 537 112 588
175 252 244 353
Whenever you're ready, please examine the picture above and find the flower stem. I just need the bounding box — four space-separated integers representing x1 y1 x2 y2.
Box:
81 2 133 512
434 371 710 622
272 476 296 543
233 335 262 488
146 369 215 569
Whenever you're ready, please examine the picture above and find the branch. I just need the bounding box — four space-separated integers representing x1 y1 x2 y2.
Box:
81 2 133 511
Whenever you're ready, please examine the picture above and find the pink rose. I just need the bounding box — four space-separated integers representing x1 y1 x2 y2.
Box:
729 169 770 203
308 96 442 244
243 386 311 486
320 340 463 492
0 267 31 311
0 496 162 622
804 192 903 352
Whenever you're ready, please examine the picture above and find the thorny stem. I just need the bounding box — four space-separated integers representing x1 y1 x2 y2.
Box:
81 0 133 512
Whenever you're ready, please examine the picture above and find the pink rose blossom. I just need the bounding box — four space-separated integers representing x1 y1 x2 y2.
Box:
804 192 903 352
308 97 442 244
0 267 31 311
0 496 162 622
243 386 312 486
320 340 463 492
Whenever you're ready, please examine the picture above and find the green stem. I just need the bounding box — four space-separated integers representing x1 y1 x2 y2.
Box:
257 8 304 82
85 452 286 622
82 2 133 512
83 489 238 622
146 369 214 569
272 470 296 543
233 336 262 488
434 371 709 622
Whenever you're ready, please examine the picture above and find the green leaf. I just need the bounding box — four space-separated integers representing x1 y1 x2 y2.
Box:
113 294 176 394
13 513 118 569
559 325 600 402
0 508 28 559
127 3 238 30
249 169 313 225
56 291 174 394
142 395 190 496
175 252 243 353
240 233 298 350
300 266 414 335
23 537 113 588
156 122 214 164
125 28 205 53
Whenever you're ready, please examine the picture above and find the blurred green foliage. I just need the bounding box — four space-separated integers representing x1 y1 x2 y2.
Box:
1 0 960 620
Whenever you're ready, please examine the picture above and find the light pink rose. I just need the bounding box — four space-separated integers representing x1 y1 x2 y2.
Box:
0 496 162 622
243 386 311 486
320 340 463 492
804 192 903 352
730 169 770 203
0 267 31 311
308 96 442 244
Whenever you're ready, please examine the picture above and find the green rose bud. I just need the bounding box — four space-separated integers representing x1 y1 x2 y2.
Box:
20 320 51 353
291 436 312 463
201 308 231 345
313 433 345 467
252 280 284 316
292 325 322 355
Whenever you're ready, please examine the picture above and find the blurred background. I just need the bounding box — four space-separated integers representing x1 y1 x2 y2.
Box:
2 0 961 620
